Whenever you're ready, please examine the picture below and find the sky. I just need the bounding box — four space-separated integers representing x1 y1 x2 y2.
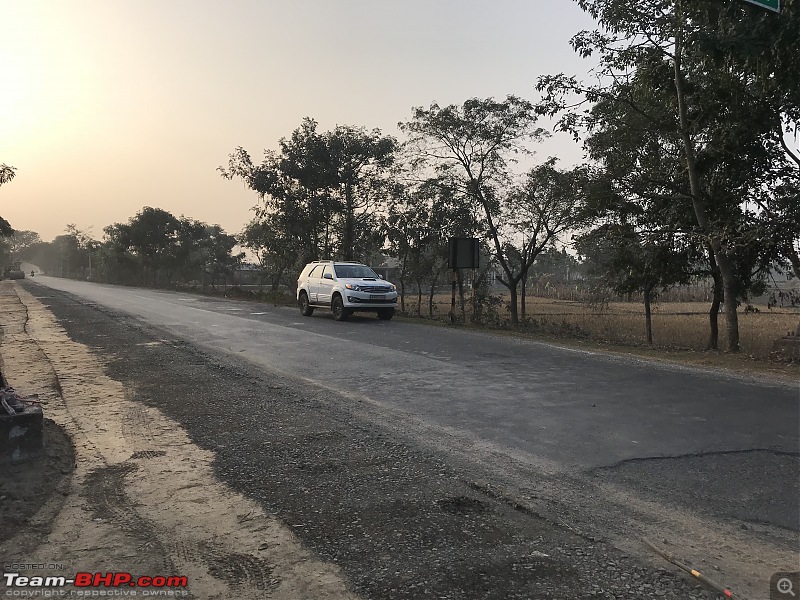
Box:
0 0 598 243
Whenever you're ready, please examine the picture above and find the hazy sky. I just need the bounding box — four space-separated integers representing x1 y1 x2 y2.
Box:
1 0 598 242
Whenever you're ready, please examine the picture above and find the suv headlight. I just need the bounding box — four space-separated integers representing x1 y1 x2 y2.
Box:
345 284 363 291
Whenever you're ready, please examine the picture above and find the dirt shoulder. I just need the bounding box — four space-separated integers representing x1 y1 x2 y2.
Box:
2 280 729 599
0 281 357 599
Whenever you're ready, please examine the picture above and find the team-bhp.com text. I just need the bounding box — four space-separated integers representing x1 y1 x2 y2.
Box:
3 573 188 593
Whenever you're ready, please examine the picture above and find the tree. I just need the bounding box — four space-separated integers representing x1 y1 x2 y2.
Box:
386 176 482 316
9 230 42 258
220 118 397 267
50 233 83 278
537 0 798 352
193 224 243 289
239 217 299 292
0 164 16 237
322 124 397 260
101 211 242 287
532 247 584 284
400 96 550 324
104 208 182 285
0 164 14 187
577 224 691 344
503 159 591 320
574 75 741 350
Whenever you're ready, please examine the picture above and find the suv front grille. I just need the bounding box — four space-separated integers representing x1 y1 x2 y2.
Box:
361 286 393 293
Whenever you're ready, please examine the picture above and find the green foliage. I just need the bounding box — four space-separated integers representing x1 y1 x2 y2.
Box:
10 230 42 257
400 96 564 324
193 224 243 289
0 164 15 188
100 208 241 287
537 0 799 351
220 118 398 271
576 224 691 297
0 164 17 238
385 176 483 315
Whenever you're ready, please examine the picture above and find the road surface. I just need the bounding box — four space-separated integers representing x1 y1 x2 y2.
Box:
22 276 800 595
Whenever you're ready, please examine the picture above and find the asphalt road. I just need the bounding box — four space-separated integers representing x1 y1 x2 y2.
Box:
29 277 797 465
22 277 800 593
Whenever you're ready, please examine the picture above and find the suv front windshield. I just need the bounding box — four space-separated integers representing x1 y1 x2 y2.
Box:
334 264 379 279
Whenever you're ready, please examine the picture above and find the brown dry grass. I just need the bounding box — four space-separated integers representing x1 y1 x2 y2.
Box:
403 293 800 360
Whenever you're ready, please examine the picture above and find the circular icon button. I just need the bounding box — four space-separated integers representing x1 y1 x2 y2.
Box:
778 577 796 596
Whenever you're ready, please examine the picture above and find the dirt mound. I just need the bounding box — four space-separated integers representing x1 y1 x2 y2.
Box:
0 419 74 544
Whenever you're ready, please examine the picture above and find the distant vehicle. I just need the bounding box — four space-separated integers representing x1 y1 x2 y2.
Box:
297 261 398 321
2 261 25 280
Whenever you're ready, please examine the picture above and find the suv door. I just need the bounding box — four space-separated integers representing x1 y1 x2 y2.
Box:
306 265 323 302
317 264 335 304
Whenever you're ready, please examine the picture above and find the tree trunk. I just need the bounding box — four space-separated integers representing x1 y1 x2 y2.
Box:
674 8 739 352
456 270 466 320
474 185 518 324
416 282 422 317
786 245 800 281
271 266 285 292
521 272 527 321
399 253 408 313
708 281 722 351
720 264 740 351
507 280 518 324
428 276 438 317
324 196 331 258
342 182 355 261
643 285 653 345
706 251 723 350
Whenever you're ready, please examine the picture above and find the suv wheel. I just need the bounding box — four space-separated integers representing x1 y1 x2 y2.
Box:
331 295 349 321
299 292 314 316
377 308 394 321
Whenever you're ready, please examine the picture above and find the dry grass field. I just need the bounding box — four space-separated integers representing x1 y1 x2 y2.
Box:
402 293 800 360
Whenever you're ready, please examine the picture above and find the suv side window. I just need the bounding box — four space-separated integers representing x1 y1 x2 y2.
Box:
321 265 333 279
309 265 323 278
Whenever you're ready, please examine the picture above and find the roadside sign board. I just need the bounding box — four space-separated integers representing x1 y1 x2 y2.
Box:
743 0 780 12
448 238 480 269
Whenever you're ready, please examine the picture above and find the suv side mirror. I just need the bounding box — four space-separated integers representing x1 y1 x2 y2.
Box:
324 273 334 280
378 274 384 279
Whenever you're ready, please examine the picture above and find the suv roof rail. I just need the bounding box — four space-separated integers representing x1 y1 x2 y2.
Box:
310 260 363 265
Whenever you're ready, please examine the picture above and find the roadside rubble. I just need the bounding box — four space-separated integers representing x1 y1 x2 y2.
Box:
1 383 45 464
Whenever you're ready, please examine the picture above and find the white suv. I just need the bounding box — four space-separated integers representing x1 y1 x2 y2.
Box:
297 261 398 321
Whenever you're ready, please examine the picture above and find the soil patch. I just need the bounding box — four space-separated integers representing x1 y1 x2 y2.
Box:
0 281 357 600
0 419 74 545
